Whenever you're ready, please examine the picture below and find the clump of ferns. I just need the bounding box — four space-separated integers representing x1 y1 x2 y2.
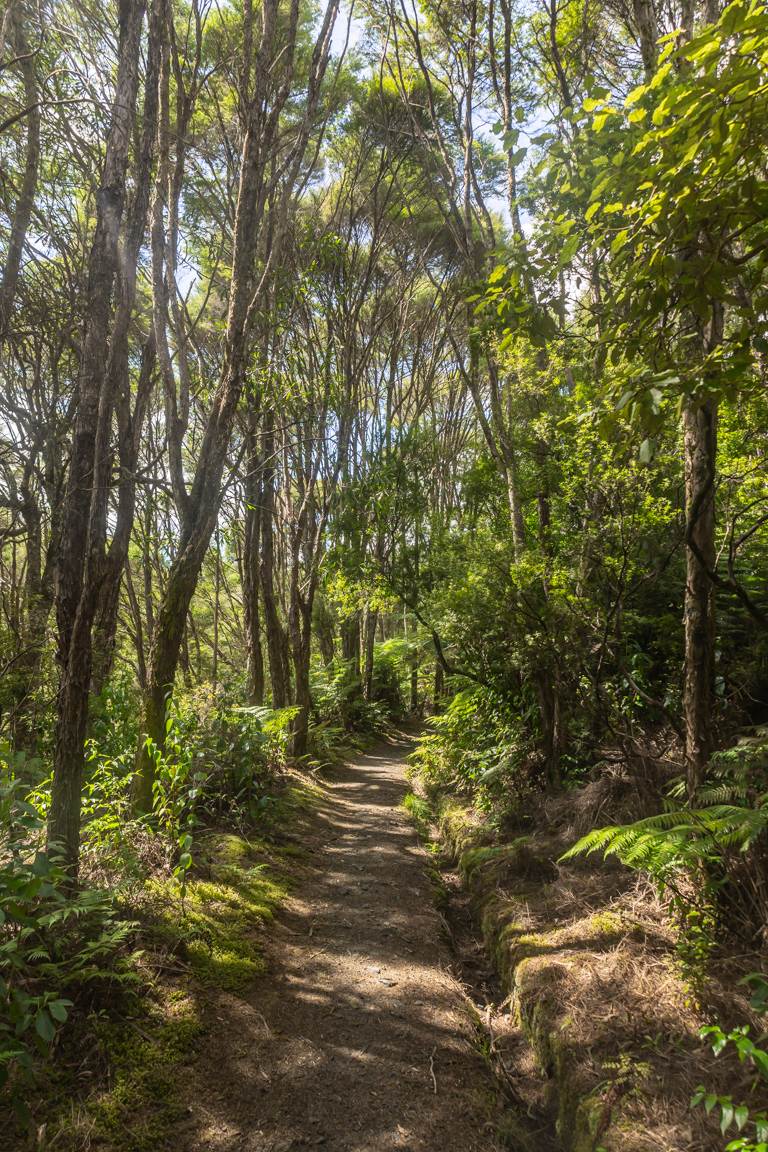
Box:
562 731 768 991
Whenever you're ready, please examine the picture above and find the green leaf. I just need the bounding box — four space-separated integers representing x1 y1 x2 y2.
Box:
734 1105 749 1131
48 1000 72 1024
35 1011 55 1045
721 1102 735 1134
625 83 647 107
611 229 630 254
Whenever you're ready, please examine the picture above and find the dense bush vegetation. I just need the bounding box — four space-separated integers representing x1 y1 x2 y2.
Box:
1 0 767 1144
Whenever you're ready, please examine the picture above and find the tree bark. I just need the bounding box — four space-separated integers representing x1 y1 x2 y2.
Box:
683 395 718 797
0 0 40 336
243 432 265 705
260 412 291 708
48 0 146 873
433 657 445 714
342 611 361 679
314 595 336 667
289 601 312 758
133 0 340 810
362 607 377 701
632 0 659 77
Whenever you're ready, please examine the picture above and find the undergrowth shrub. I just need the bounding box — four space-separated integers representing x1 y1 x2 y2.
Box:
0 769 136 1125
371 638 408 714
409 686 538 818
563 730 768 943
310 655 391 743
693 974 768 1151
563 729 768 1007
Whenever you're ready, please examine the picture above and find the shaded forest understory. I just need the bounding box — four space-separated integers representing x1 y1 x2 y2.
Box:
1 0 768 1147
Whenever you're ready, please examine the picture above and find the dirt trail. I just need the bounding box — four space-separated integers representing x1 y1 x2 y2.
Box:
178 734 512 1152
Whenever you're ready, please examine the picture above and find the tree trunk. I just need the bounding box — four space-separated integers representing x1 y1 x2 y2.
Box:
12 492 57 750
48 0 146 872
0 0 40 335
342 611 361 679
683 396 718 797
409 654 419 715
433 658 445 714
89 4 161 696
536 671 562 790
133 557 199 812
260 413 291 707
362 607 377 701
632 0 659 77
314 595 336 667
243 442 265 705
91 338 157 695
290 603 313 758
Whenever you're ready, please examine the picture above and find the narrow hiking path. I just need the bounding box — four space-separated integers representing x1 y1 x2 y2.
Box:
176 734 518 1152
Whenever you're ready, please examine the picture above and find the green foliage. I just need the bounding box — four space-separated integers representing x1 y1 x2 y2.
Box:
563 735 768 991
0 772 136 1124
692 975 768 1150
410 687 537 816
310 653 393 746
402 791 436 848
561 802 768 879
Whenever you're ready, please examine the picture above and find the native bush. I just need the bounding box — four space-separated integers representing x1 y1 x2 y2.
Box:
409 686 539 817
0 768 136 1123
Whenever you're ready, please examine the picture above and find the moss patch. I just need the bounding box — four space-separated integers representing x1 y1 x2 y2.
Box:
46 797 311 1152
147 834 287 995
86 993 203 1152
413 786 729 1151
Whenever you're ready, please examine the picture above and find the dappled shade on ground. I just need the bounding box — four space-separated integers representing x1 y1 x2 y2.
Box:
176 737 505 1152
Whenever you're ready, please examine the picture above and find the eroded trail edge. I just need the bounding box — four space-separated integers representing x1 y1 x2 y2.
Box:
178 736 507 1152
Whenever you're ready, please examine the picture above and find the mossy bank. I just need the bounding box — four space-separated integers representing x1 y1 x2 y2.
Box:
404 788 738 1152
25 780 320 1152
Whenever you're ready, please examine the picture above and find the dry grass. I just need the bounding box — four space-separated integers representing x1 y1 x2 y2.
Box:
442 773 766 1152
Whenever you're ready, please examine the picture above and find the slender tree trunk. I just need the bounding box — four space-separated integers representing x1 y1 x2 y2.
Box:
683 396 718 797
315 595 335 667
433 658 444 714
0 0 40 336
243 442 265 704
632 0 659 77
133 558 199 812
212 530 221 690
362 607 377 701
290 603 313 758
48 0 146 872
409 654 419 714
12 498 55 750
90 4 161 695
342 611 361 679
536 671 563 789
260 413 291 707
91 338 157 694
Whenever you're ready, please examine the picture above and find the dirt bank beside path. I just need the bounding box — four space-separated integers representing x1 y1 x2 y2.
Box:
177 734 507 1152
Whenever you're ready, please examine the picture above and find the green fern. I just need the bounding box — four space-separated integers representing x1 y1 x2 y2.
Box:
561 802 768 880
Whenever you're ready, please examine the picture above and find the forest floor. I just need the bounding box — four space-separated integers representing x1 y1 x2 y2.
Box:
173 732 555 1152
